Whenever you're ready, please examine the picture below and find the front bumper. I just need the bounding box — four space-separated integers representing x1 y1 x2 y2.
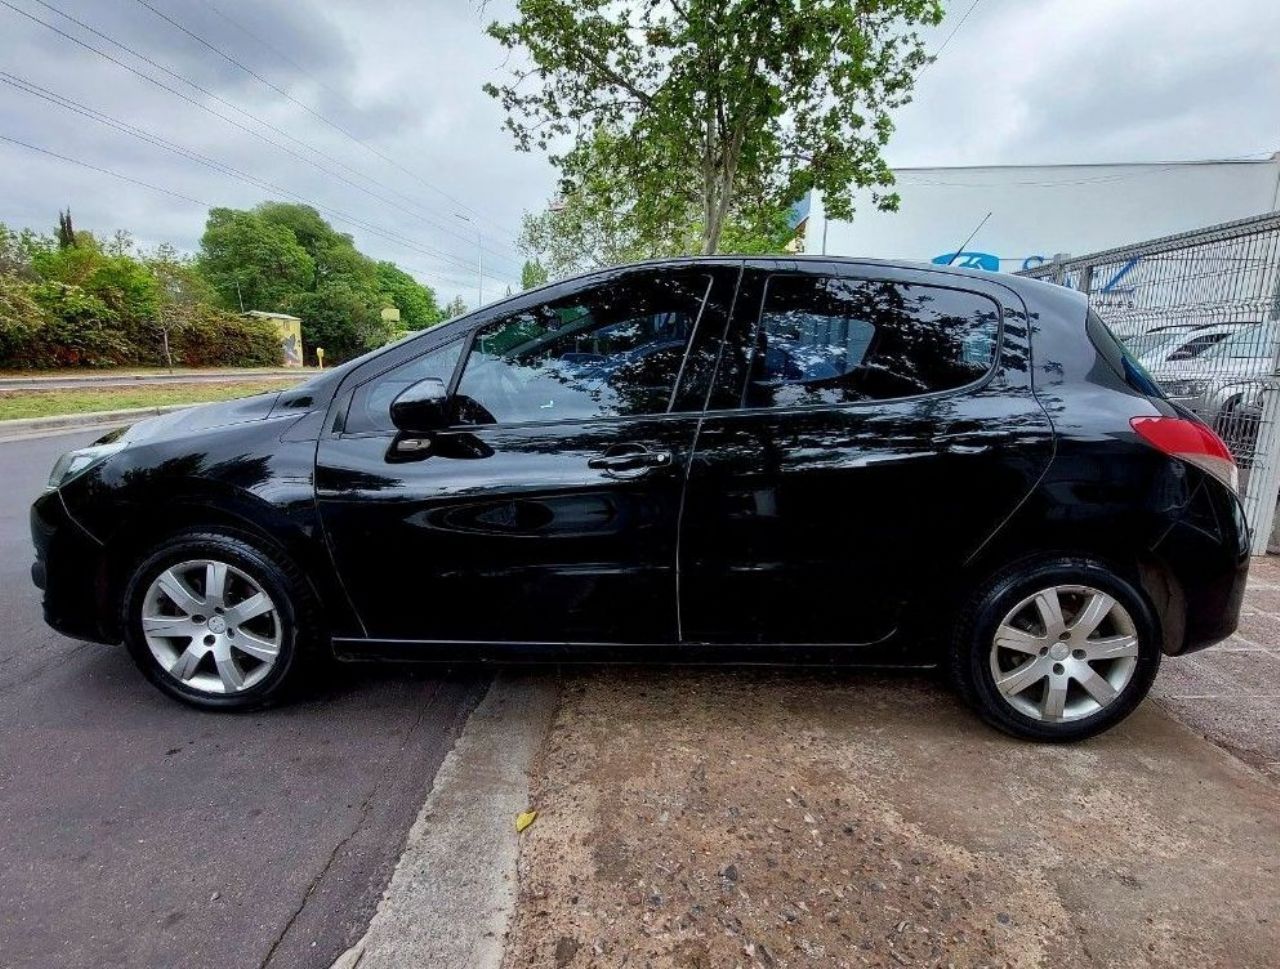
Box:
31 490 118 644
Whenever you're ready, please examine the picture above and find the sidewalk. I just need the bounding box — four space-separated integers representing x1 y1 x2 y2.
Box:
1151 554 1280 776
499 574 1280 968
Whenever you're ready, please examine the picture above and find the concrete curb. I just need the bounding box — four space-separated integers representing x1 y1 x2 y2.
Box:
0 404 199 441
332 674 559 969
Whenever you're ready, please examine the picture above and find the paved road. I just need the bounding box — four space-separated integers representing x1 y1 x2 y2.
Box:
0 370 309 391
0 432 489 969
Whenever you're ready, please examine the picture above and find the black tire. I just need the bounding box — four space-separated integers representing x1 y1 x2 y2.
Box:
122 529 323 710
948 556 1162 742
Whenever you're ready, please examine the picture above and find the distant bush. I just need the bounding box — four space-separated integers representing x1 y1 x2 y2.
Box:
0 278 132 368
167 307 282 367
0 278 281 369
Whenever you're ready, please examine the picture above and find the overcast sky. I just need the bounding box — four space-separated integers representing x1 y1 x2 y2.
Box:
0 0 1276 303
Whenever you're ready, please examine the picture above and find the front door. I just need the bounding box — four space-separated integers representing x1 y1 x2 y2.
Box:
316 264 737 646
678 263 1053 649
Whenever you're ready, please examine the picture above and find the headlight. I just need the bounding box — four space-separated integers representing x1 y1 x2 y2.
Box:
46 442 126 491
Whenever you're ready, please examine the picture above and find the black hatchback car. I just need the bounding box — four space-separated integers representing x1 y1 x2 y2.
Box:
32 257 1248 740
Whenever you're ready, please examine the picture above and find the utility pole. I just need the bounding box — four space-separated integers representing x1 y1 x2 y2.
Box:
455 213 483 307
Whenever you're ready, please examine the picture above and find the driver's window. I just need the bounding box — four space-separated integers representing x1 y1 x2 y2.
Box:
454 271 711 425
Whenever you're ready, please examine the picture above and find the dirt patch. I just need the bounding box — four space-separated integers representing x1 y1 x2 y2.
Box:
502 670 1280 968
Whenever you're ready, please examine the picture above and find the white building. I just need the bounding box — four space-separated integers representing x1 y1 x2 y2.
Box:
803 154 1280 271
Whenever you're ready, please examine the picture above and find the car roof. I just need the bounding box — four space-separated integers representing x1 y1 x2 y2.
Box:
587 253 1085 309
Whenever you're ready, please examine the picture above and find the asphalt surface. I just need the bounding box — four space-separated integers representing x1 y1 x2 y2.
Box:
0 431 490 969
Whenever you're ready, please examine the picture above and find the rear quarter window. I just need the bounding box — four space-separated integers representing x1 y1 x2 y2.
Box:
1086 310 1166 399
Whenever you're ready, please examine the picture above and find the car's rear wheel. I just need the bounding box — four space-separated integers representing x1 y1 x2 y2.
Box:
950 558 1161 741
122 530 319 710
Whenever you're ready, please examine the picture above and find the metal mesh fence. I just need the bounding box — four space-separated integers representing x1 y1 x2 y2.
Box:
1020 212 1280 552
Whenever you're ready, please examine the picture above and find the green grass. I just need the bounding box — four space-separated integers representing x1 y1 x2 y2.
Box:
0 365 317 378
0 379 305 421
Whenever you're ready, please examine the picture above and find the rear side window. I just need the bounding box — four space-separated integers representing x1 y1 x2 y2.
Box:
1087 310 1165 398
745 275 1000 408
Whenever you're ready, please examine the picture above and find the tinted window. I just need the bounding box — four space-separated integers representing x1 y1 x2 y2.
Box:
345 338 464 434
746 275 999 408
1164 331 1232 361
1203 324 1272 360
1126 330 1189 356
1087 310 1165 399
454 272 711 425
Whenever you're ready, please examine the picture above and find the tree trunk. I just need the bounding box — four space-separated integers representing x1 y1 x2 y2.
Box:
161 326 174 372
701 102 718 255
703 125 745 255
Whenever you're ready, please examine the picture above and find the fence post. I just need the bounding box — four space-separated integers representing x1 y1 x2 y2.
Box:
1244 382 1280 553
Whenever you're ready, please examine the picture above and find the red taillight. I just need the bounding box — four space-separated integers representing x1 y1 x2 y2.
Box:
1130 416 1238 493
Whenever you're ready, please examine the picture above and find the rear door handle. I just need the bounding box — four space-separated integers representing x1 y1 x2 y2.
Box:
587 448 673 475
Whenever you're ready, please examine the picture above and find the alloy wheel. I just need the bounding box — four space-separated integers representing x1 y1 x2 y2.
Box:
140 558 282 695
988 584 1140 723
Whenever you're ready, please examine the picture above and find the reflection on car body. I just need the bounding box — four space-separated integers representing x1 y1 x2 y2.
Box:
32 256 1248 742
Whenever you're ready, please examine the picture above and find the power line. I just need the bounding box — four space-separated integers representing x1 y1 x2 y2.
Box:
0 133 210 207
13 0 525 264
0 131 502 295
0 72 517 288
131 0 522 242
933 0 982 60
197 0 350 117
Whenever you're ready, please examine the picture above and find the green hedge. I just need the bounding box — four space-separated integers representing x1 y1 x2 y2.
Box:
0 279 282 369
167 307 282 367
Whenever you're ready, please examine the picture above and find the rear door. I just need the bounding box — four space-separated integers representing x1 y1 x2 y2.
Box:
678 262 1053 649
315 264 737 646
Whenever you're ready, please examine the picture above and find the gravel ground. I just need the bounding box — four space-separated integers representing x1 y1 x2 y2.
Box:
1151 556 1280 778
501 666 1280 969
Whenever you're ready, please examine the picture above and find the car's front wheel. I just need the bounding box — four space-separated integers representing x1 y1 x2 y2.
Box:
949 557 1162 741
122 530 319 710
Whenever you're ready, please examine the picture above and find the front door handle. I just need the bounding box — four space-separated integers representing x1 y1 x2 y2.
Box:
587 447 673 475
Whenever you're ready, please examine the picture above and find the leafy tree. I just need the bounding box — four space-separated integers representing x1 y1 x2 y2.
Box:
519 189 644 280
0 223 47 280
518 180 793 280
0 275 48 365
105 229 135 257
57 209 76 249
288 281 396 361
377 261 442 330
147 243 217 309
442 296 469 319
144 244 216 369
197 207 316 313
521 259 549 290
197 202 438 359
486 0 942 254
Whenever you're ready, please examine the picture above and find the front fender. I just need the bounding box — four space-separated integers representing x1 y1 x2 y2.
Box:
58 419 362 640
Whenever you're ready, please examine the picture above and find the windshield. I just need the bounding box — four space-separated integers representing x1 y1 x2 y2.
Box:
1125 330 1190 357
1200 324 1275 361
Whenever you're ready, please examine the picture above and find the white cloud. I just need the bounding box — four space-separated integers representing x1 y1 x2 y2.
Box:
0 0 1275 301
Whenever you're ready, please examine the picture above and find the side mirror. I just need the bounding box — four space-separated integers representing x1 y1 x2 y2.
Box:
390 377 450 432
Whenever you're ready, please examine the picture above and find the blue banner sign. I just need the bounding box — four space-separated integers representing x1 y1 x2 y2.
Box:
932 252 1050 272
931 251 1000 271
